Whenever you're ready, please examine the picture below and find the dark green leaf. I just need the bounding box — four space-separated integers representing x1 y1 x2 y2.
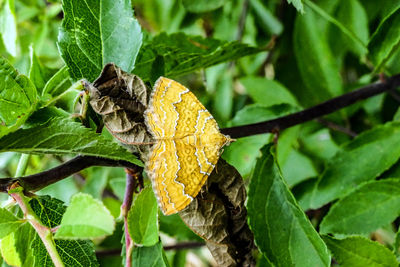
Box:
299 121 400 210
368 6 400 71
58 0 142 82
322 235 398 267
0 117 142 166
0 208 23 239
182 0 226 13
30 196 99 267
293 5 342 106
133 32 261 82
247 145 330 267
0 56 38 138
32 235 99 267
55 193 115 239
320 179 400 235
131 242 168 267
127 187 159 246
395 228 400 256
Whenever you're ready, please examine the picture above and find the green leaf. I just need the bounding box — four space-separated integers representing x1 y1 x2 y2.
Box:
212 70 233 121
55 193 115 239
305 0 367 56
0 117 142 166
0 56 38 139
395 228 400 256
240 76 298 107
109 177 126 201
32 236 99 267
329 0 369 57
281 150 317 187
82 168 109 200
133 32 261 82
42 66 72 97
287 0 304 13
0 223 36 267
298 121 400 210
250 0 283 35
131 242 168 267
0 208 23 238
127 187 159 246
30 196 99 267
368 6 400 71
293 5 342 106
320 179 400 235
13 223 35 267
29 47 55 94
223 104 297 177
182 0 226 13
300 128 340 161
58 0 142 82
0 232 21 266
322 235 398 267
159 214 198 241
0 0 17 56
247 145 330 267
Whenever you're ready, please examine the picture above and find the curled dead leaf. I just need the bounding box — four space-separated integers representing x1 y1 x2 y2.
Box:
180 159 255 267
86 63 153 154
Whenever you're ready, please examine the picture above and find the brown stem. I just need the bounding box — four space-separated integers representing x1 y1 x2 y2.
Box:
0 156 139 193
221 74 400 138
121 166 143 267
316 118 357 137
1 75 400 194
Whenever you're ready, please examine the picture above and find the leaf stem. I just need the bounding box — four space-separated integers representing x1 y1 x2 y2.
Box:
9 187 64 267
43 80 84 108
15 154 30 177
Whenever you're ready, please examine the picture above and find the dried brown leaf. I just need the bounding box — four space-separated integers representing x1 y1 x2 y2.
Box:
87 63 152 154
180 159 255 267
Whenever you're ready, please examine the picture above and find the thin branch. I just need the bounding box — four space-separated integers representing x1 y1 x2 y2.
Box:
0 156 139 193
164 241 205 251
95 241 206 258
122 166 143 267
221 74 400 138
316 118 357 138
1 75 400 194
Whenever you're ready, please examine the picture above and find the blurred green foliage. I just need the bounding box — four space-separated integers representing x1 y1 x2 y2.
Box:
1 0 400 266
